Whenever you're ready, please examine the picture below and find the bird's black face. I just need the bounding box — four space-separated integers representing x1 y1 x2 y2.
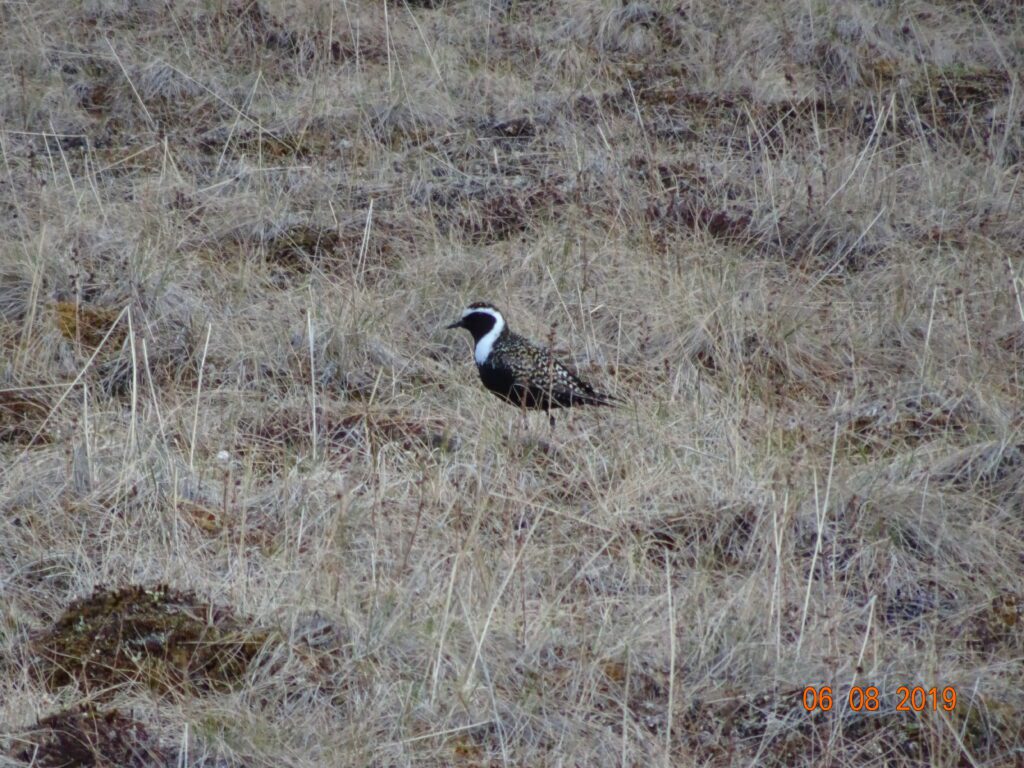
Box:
447 304 502 343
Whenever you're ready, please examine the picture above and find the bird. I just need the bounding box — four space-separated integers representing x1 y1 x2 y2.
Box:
446 302 619 425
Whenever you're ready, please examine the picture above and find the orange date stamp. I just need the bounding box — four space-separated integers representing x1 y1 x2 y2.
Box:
802 685 957 713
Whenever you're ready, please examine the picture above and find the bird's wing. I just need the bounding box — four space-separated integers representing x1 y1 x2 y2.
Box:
505 338 612 405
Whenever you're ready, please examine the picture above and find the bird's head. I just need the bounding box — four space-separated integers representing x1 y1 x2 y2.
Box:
446 302 505 342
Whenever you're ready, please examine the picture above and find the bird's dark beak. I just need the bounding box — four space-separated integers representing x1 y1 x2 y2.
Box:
446 319 463 330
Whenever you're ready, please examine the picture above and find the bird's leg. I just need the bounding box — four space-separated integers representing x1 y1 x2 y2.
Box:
545 326 557 419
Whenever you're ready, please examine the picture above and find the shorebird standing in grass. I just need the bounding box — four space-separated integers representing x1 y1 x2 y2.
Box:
446 302 619 426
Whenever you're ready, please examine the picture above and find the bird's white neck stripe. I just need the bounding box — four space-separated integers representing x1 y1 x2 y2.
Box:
473 309 504 365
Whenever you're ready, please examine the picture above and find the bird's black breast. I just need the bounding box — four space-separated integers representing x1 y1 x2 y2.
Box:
477 360 544 409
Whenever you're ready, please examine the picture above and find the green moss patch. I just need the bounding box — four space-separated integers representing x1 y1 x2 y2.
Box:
30 585 274 696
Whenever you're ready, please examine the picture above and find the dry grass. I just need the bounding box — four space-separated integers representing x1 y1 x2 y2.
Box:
1 0 1022 765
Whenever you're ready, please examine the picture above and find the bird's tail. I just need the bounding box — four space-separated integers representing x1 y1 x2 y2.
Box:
577 390 623 407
